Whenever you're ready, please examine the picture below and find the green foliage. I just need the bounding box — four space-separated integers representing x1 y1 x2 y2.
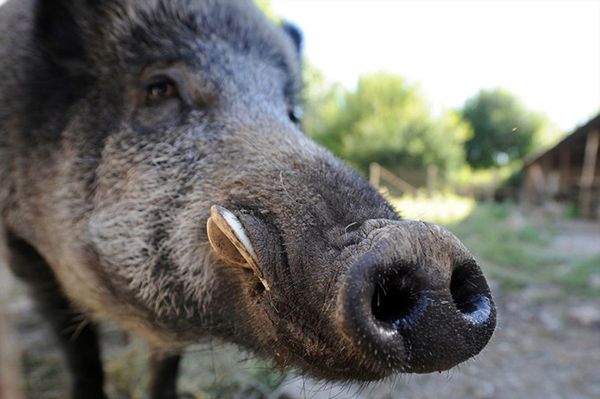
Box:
487 202 511 220
302 63 347 151
450 203 553 267
390 192 476 225
563 204 580 219
461 88 546 168
563 255 600 296
450 162 520 192
254 0 280 23
303 71 471 176
447 202 599 297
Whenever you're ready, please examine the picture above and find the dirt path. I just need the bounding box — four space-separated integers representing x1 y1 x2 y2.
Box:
551 219 600 258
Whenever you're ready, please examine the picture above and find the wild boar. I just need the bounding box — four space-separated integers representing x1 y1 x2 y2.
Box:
0 0 496 398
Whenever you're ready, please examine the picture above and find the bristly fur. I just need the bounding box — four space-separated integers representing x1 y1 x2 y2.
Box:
0 0 495 397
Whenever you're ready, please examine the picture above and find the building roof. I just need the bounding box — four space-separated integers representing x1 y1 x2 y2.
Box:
524 114 600 168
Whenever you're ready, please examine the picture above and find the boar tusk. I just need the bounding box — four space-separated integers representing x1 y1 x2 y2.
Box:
206 216 248 268
207 205 270 291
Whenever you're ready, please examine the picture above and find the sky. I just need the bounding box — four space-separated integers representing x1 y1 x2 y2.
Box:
271 0 600 133
0 0 597 132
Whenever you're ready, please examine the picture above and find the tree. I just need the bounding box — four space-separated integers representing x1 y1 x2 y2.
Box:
461 88 545 168
301 63 346 154
304 72 470 177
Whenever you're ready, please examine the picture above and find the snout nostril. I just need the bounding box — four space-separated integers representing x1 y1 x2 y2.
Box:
450 263 492 325
371 272 422 329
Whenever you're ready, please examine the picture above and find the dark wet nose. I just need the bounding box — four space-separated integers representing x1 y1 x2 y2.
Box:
369 261 492 330
338 230 495 374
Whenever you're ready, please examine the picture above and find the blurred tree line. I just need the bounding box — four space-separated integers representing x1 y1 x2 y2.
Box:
303 67 470 176
254 0 559 188
462 88 551 169
301 64 559 187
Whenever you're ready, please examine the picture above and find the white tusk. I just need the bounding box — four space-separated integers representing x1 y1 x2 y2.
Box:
218 207 257 262
207 205 270 291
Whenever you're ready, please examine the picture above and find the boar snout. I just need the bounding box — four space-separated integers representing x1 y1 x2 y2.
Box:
337 220 495 375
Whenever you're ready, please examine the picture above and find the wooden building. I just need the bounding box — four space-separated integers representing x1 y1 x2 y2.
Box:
521 114 600 218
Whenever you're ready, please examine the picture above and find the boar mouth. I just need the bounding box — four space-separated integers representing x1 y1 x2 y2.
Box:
207 211 495 380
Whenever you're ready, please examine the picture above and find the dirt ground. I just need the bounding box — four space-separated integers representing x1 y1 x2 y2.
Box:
1 216 599 399
274 282 600 399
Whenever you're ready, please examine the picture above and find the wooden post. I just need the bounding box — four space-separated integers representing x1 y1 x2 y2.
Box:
0 225 24 399
527 163 546 203
559 145 571 192
0 310 23 399
377 165 417 196
488 168 499 202
426 165 438 197
580 129 599 218
0 285 24 399
369 162 381 189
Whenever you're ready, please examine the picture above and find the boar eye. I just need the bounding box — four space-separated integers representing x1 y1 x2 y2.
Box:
288 105 303 124
144 78 178 104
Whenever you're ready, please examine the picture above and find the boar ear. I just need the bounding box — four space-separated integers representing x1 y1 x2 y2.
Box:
282 21 303 54
33 0 92 69
207 206 270 291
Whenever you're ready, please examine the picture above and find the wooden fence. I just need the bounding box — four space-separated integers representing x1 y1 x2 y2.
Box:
369 163 417 196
